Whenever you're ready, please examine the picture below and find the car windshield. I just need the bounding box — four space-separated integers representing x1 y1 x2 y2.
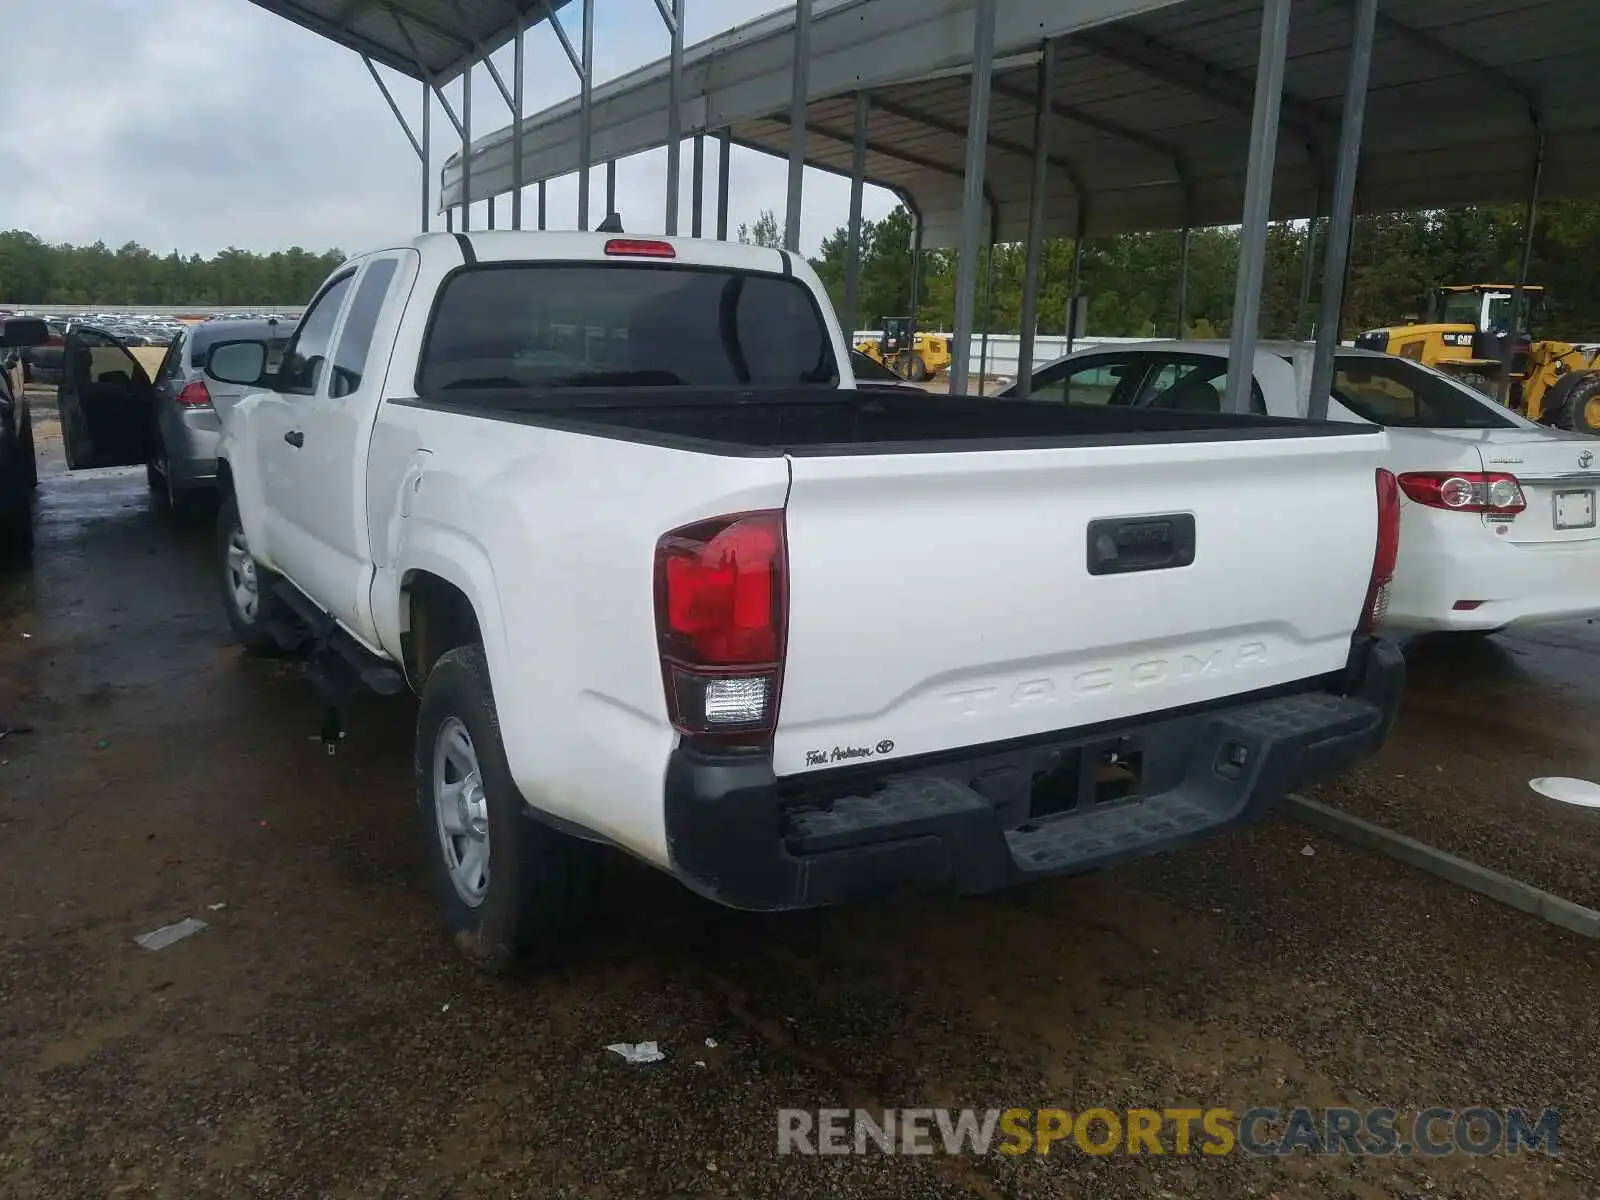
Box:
1331 355 1517 429
418 263 838 393
1439 292 1484 326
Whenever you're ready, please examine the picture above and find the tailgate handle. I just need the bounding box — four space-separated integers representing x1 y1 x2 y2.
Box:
1087 514 1196 576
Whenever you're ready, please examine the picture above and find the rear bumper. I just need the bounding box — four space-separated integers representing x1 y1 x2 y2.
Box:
664 638 1403 911
1384 535 1600 632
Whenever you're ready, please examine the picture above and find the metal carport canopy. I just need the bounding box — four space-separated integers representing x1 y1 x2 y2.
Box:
243 0 575 82
441 0 1600 247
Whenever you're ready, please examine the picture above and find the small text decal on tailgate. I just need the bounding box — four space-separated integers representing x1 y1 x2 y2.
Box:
806 739 895 767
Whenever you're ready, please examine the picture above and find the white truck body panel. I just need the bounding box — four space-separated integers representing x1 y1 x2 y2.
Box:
215 235 1399 896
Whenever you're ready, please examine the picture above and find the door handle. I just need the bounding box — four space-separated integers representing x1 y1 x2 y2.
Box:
284 430 304 448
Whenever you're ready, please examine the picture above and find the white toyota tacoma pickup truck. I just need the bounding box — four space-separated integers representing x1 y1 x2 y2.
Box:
74 231 1405 970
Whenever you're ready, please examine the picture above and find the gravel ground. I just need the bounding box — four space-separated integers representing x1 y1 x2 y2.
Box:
3 399 1599 1198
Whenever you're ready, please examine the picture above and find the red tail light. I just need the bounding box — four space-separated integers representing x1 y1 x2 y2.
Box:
654 510 786 741
175 380 211 407
1361 469 1401 634
605 238 676 259
1397 471 1525 514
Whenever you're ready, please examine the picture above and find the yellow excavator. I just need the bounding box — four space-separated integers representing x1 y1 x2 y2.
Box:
854 317 952 382
1355 284 1600 433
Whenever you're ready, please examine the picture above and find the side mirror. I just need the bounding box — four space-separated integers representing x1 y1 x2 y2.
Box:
205 339 270 386
0 317 50 348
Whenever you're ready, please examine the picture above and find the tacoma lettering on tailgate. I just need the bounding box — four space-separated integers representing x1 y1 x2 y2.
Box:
945 642 1269 716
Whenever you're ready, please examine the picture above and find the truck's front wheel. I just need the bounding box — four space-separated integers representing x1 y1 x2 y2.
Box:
216 494 285 653
416 645 598 973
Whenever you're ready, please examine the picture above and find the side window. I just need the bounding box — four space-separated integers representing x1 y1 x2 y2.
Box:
1031 356 1145 405
157 333 186 382
328 259 398 399
1136 357 1267 415
280 272 355 396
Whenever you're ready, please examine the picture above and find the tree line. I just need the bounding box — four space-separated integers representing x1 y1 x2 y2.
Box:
0 231 345 307
801 201 1600 342
5 199 1600 340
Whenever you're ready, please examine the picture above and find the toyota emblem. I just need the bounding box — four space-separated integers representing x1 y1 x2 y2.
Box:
1582 450 1594 469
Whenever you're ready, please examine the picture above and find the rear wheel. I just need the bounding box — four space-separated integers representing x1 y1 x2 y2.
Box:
216 493 284 653
416 644 600 973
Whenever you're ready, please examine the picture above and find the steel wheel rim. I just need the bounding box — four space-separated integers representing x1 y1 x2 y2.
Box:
1584 394 1600 431
433 716 490 907
225 527 258 621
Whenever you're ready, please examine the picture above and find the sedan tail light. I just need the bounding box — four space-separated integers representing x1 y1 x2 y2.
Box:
175 380 212 407
1397 471 1525 515
654 510 786 744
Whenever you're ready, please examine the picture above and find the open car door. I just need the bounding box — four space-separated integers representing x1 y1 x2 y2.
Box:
58 327 154 469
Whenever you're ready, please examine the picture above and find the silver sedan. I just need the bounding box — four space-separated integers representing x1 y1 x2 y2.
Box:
146 318 292 511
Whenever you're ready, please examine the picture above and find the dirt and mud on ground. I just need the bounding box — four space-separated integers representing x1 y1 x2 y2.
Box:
3 396 1600 1198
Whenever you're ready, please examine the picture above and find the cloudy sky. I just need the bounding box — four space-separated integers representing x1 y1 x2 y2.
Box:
0 0 898 258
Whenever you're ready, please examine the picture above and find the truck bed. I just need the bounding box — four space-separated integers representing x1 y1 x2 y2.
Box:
400 387 1381 455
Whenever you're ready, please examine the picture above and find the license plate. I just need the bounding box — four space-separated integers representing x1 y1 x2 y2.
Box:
1554 489 1596 530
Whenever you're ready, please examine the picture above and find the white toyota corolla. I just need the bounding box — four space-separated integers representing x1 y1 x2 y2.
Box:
1002 340 1600 635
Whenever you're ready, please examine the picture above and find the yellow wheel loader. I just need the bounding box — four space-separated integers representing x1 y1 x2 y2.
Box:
1355 284 1600 432
854 317 952 382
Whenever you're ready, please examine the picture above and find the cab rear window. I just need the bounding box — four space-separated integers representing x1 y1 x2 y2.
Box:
417 263 838 395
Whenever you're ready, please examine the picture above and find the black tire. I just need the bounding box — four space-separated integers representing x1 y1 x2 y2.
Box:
0 476 32 560
150 451 198 521
215 493 284 653
416 644 599 973
1542 372 1600 435
19 401 36 490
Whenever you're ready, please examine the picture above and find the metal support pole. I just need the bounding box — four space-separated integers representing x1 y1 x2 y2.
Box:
1296 213 1320 338
461 62 472 232
978 232 995 395
907 216 923 350
1175 225 1191 335
578 0 594 230
1224 0 1292 414
1308 0 1376 420
843 93 869 338
487 196 496 229
1067 218 1084 352
538 180 547 230
1016 39 1055 399
948 0 997 394
512 26 525 229
784 0 814 252
716 131 731 240
666 0 685 234
421 80 431 233
606 160 617 220
1498 131 1546 406
447 208 455 233
691 134 705 237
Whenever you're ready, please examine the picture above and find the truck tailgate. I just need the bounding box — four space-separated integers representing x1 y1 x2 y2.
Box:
773 430 1387 776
